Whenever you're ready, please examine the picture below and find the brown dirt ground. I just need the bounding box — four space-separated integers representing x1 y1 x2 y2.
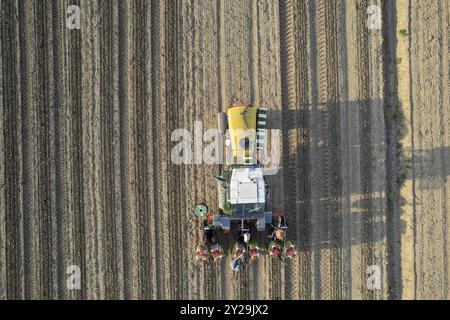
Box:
0 0 448 299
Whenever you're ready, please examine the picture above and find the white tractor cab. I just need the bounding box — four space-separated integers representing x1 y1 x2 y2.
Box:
212 166 271 232
195 103 296 266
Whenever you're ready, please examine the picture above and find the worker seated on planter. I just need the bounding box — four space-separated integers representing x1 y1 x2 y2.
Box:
268 226 285 242
248 240 261 260
195 245 208 261
233 243 245 259
284 241 297 259
210 243 224 261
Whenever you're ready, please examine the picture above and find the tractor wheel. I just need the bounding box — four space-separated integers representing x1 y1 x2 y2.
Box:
218 112 227 134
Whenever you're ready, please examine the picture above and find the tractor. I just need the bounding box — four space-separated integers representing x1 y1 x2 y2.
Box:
195 102 297 269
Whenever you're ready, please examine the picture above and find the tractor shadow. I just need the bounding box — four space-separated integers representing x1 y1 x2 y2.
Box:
406 146 450 190
264 100 450 300
265 103 405 250
265 106 450 250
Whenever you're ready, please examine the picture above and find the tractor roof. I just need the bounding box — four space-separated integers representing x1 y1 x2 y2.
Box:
229 167 265 205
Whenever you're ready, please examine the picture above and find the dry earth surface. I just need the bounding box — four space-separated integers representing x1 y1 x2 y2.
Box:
0 0 448 299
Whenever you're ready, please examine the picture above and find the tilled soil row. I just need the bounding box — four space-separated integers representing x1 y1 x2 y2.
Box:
0 0 177 299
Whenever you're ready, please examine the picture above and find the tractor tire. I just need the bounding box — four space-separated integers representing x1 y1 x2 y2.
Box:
218 112 227 134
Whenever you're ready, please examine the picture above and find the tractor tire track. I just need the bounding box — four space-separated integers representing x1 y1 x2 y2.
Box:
324 0 344 300
308 0 343 300
279 0 300 300
279 0 313 300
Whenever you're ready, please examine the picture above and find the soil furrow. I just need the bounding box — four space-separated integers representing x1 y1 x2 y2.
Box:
2 0 25 299
0 0 6 299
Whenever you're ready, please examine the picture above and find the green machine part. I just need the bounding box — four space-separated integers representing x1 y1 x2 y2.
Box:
194 204 208 217
214 170 231 213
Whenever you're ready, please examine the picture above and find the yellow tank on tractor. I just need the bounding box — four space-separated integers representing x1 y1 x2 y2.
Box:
226 105 257 162
218 103 266 165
